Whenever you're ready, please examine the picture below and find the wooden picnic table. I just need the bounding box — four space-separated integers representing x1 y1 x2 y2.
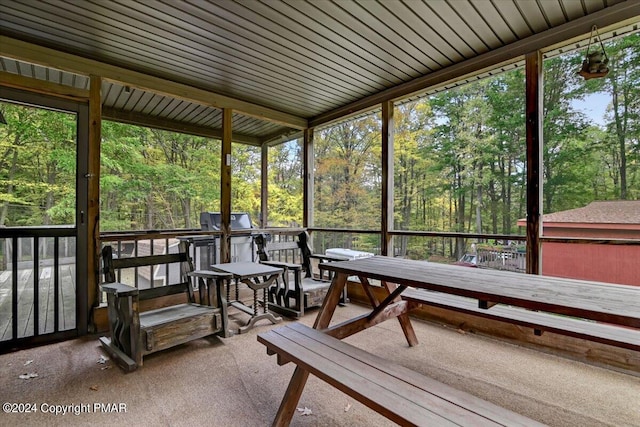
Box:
320 256 640 331
264 255 640 425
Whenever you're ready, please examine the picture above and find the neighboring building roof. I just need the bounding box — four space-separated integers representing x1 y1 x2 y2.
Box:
541 201 640 224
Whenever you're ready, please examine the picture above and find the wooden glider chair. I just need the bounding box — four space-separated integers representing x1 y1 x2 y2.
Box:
254 231 346 318
99 242 231 371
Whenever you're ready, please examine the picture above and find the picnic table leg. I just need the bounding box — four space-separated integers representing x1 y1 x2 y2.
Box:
271 273 347 426
359 277 418 346
382 281 418 347
271 367 310 427
314 273 348 329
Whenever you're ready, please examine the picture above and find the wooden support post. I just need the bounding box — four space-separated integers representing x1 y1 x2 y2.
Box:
261 143 268 228
525 52 543 275
220 108 232 263
303 128 314 229
381 101 394 256
86 75 101 332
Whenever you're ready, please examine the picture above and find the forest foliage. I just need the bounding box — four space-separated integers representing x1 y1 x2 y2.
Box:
1 35 638 260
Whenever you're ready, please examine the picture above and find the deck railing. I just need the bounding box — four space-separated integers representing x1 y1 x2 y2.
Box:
0 226 77 346
5 225 639 337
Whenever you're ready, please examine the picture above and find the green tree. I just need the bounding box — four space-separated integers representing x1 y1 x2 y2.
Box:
0 102 76 227
268 140 303 227
598 34 640 199
314 114 381 249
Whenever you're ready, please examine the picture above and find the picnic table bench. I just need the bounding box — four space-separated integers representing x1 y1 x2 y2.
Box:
401 288 640 351
259 256 640 425
259 322 543 426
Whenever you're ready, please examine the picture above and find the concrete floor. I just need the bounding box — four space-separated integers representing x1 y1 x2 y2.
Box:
1 303 639 427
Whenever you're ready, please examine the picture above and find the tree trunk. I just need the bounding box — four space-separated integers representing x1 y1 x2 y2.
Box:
611 77 628 199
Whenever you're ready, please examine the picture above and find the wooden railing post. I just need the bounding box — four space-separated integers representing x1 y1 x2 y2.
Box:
87 74 101 332
525 52 543 275
261 143 268 228
220 108 232 263
381 101 394 256
303 128 314 229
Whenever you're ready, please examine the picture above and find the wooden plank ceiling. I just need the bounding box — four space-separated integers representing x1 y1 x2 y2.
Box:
0 0 638 144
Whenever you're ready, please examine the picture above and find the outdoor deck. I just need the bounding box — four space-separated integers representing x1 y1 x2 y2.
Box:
0 264 76 342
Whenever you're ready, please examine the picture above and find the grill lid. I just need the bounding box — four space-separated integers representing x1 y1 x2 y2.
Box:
200 212 253 231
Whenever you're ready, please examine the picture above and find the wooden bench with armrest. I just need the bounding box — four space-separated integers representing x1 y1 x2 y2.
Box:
99 243 232 372
258 323 544 427
254 231 346 318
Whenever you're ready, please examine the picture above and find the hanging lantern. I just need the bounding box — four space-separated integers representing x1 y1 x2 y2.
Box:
578 25 609 80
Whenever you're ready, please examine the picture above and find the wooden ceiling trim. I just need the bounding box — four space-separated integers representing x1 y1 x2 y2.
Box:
0 36 308 130
309 0 640 129
102 107 260 146
261 129 303 147
0 71 89 101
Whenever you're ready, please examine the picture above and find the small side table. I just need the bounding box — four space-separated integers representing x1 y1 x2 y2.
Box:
210 262 283 334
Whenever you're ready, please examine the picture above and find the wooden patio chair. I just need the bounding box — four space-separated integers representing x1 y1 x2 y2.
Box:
254 231 346 318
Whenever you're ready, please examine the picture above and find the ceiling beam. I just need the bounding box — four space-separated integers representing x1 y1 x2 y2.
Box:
0 36 308 130
102 107 261 146
309 1 640 129
260 128 303 146
0 71 89 100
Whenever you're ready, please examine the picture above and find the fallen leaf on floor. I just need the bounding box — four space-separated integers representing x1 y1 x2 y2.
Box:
19 373 38 379
24 360 33 366
90 385 98 391
97 355 107 364
297 407 313 416
344 403 352 412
